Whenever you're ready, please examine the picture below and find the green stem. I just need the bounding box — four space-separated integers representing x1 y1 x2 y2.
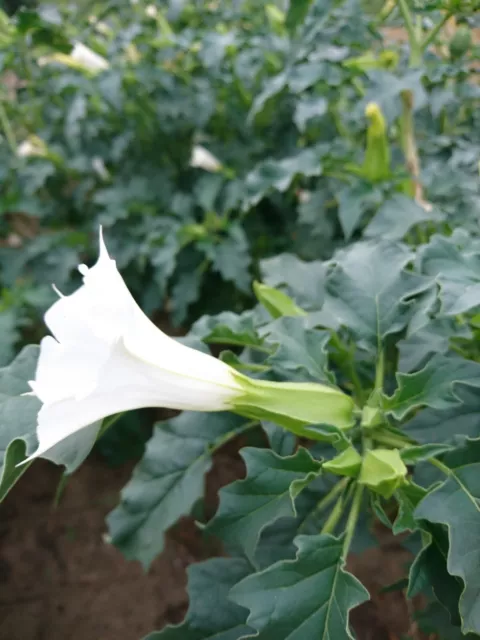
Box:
374 348 385 393
0 101 17 151
53 471 70 507
428 457 452 477
421 12 452 51
378 0 396 23
342 483 364 559
373 431 412 449
397 0 421 66
321 490 347 536
210 420 258 454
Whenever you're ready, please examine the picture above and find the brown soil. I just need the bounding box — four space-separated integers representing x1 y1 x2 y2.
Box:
0 445 427 640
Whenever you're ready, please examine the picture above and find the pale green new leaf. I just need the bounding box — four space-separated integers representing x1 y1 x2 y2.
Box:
230 534 369 639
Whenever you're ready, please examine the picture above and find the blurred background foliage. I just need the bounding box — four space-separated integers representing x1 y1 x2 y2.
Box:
0 0 479 455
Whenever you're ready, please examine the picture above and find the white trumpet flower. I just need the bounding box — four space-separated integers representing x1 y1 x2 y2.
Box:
23 230 356 468
24 230 243 464
189 145 222 172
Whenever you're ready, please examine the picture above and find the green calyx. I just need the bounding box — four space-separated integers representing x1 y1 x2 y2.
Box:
358 448 407 499
231 372 356 440
323 446 362 478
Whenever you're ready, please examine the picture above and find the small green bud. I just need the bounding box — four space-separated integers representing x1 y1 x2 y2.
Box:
358 449 407 498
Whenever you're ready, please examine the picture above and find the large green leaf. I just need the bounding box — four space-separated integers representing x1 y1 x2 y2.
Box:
385 354 480 420
408 525 463 626
285 0 313 33
260 253 325 310
324 241 430 352
207 447 322 563
364 194 443 241
191 311 266 351
106 412 251 569
145 558 252 640
0 346 40 501
404 386 480 444
230 534 369 639
242 147 323 209
417 233 480 315
415 439 480 634
261 317 333 383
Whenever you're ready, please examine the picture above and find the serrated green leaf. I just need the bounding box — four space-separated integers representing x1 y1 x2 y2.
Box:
285 0 313 33
206 447 321 563
385 354 480 420
365 194 443 241
191 311 266 351
417 601 479 640
293 96 328 132
398 316 471 373
262 421 296 457
393 482 427 534
415 439 480 634
145 558 252 640
260 253 325 310
230 534 369 639
408 525 463 628
324 241 430 352
417 233 480 316
243 147 323 209
106 412 252 569
404 386 480 445
335 182 381 241
261 317 333 383
0 346 40 501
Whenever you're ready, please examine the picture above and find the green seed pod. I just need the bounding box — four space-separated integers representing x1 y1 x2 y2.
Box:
449 26 472 59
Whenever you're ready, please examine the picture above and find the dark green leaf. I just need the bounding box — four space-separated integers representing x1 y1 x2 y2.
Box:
415 439 480 634
262 421 296 457
207 447 321 563
230 534 369 639
260 253 325 310
0 346 40 501
145 558 252 640
262 317 333 383
365 194 443 241
408 525 463 626
385 354 480 420
324 241 430 352
106 412 250 569
404 386 480 445
243 147 323 209
294 96 328 132
285 0 313 33
191 311 266 350
417 233 480 316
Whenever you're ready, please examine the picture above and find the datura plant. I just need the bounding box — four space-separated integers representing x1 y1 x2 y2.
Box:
3 228 480 638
